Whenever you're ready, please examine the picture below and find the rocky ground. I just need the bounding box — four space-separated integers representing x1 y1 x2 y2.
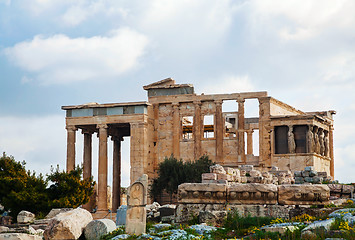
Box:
2 200 355 239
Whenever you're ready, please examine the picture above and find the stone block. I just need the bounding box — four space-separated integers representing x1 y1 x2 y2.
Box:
294 171 302 177
301 171 309 177
202 180 217 184
227 183 278 205
201 173 217 181
342 185 354 193
210 164 226 174
84 219 116 240
278 184 330 205
17 210 35 224
304 177 314 183
271 166 279 171
216 173 232 181
216 180 228 184
178 183 227 204
318 172 328 178
309 170 318 177
304 166 314 171
0 233 43 240
249 170 262 177
225 167 235 175
239 165 254 171
44 208 93 240
116 205 127 225
313 177 323 184
295 177 304 184
328 184 342 192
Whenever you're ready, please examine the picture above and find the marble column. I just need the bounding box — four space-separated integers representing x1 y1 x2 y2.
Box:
193 101 202 160
97 124 108 211
82 130 93 180
247 129 254 155
172 103 180 159
237 98 246 162
112 136 122 212
66 125 77 173
215 100 224 164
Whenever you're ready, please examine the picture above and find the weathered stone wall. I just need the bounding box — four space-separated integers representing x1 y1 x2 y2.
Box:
176 204 293 223
178 183 330 206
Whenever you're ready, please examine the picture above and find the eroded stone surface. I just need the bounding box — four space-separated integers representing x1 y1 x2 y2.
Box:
43 208 92 240
84 219 116 240
178 183 227 204
17 211 35 224
228 183 278 204
125 174 148 235
278 184 330 205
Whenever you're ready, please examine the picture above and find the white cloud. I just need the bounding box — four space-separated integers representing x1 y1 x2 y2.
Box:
0 115 131 187
4 28 149 85
247 0 355 41
200 75 254 94
0 115 66 175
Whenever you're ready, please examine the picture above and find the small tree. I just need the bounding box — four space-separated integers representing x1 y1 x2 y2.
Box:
47 165 95 208
0 152 95 219
150 154 213 202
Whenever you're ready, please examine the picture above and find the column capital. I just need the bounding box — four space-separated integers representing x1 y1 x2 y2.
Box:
66 125 77 131
97 124 108 129
246 129 254 134
81 129 95 135
172 102 180 108
111 136 124 141
236 97 245 103
193 100 202 106
214 100 223 106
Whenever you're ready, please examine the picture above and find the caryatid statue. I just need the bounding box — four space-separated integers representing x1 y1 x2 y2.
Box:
288 126 296 154
324 130 329 157
306 125 314 153
314 127 320 154
319 129 325 156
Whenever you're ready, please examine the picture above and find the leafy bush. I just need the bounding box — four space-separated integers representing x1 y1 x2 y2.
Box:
150 155 213 202
0 153 95 219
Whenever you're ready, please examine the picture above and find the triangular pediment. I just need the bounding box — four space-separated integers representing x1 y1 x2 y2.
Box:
143 78 176 90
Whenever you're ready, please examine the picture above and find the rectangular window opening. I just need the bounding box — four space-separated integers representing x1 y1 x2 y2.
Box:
275 126 288 154
203 115 214 138
182 116 193 140
294 125 307 153
224 113 238 138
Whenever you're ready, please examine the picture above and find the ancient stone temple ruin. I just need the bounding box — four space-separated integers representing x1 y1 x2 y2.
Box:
62 78 335 212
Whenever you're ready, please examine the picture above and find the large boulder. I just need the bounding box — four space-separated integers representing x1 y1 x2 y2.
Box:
43 208 92 240
45 208 72 219
84 219 116 240
0 233 43 240
17 211 35 224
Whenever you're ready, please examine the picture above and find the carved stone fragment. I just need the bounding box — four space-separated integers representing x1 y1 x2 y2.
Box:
278 184 330 205
178 183 227 204
227 183 278 204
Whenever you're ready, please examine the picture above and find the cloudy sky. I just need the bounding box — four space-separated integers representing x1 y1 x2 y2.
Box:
1 0 354 186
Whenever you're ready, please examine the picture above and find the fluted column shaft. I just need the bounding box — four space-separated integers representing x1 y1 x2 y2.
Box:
66 125 77 172
193 101 202 160
83 131 92 180
97 124 108 211
215 100 224 163
112 136 122 212
247 129 254 155
237 98 246 162
172 103 180 159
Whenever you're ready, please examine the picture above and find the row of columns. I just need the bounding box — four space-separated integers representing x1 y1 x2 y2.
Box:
66 124 122 212
170 98 247 164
